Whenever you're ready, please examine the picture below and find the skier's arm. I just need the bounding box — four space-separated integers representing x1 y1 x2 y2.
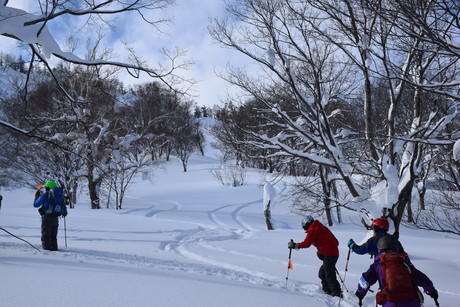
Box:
33 194 45 208
413 267 435 293
351 236 377 255
356 263 378 297
298 228 316 249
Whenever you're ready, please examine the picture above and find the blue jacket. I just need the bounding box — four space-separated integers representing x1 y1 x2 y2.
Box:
351 231 404 257
34 187 68 218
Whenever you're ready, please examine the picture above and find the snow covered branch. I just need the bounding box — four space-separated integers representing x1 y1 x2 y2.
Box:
0 1 190 99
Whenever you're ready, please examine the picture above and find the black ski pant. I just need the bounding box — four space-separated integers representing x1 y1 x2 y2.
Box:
317 253 341 296
41 215 59 251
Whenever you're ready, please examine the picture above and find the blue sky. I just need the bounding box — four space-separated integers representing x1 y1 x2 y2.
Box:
0 0 251 107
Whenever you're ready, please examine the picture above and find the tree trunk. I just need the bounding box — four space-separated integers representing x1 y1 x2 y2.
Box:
418 183 426 211
390 178 415 238
264 201 274 230
181 155 188 172
87 165 101 209
332 180 341 223
406 200 414 223
70 182 78 208
88 180 100 209
363 67 379 162
320 165 333 226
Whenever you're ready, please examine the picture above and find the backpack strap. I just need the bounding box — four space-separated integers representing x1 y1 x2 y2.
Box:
401 255 424 303
45 189 56 214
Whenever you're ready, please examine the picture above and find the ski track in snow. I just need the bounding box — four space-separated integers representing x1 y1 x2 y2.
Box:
207 200 259 231
119 201 181 218
0 190 362 307
231 201 258 231
0 241 358 307
144 200 181 217
1 196 358 306
151 199 359 306
118 204 156 215
207 204 234 228
156 197 268 287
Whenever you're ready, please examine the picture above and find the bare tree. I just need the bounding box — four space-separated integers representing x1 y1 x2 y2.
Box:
409 189 460 236
104 134 158 210
0 0 191 133
209 0 363 225
210 0 459 232
360 0 460 234
171 106 200 172
210 0 361 199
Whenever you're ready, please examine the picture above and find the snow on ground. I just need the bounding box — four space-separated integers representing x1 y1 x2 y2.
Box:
0 153 459 307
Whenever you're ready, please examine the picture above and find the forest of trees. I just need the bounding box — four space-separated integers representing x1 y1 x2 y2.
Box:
0 61 205 210
0 0 208 210
208 0 460 236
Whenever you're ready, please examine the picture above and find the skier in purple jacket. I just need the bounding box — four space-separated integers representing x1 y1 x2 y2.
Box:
355 236 438 307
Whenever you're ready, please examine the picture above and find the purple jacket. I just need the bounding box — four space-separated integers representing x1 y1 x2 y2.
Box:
356 251 435 307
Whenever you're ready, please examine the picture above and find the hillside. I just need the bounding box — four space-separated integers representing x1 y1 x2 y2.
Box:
0 151 458 307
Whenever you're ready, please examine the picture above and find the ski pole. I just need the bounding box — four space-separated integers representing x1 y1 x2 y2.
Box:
285 239 294 287
335 268 349 292
0 226 41 252
342 248 351 291
337 247 352 307
64 216 67 248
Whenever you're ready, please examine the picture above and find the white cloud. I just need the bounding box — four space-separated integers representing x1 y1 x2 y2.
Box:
116 0 252 107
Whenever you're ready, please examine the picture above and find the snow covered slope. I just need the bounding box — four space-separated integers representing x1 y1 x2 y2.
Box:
0 153 458 307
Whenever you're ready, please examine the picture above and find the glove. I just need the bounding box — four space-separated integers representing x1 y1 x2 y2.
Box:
426 289 438 300
355 290 365 300
34 190 41 199
288 241 299 249
347 239 356 249
62 213 68 217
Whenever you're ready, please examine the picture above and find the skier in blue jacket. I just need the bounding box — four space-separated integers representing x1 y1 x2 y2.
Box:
347 218 404 258
33 181 67 251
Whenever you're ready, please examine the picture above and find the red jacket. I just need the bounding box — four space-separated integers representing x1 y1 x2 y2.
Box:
298 220 339 256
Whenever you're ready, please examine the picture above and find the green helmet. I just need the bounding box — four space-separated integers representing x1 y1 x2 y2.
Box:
44 181 58 188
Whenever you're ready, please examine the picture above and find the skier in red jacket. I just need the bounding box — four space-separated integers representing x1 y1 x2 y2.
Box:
288 216 341 297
